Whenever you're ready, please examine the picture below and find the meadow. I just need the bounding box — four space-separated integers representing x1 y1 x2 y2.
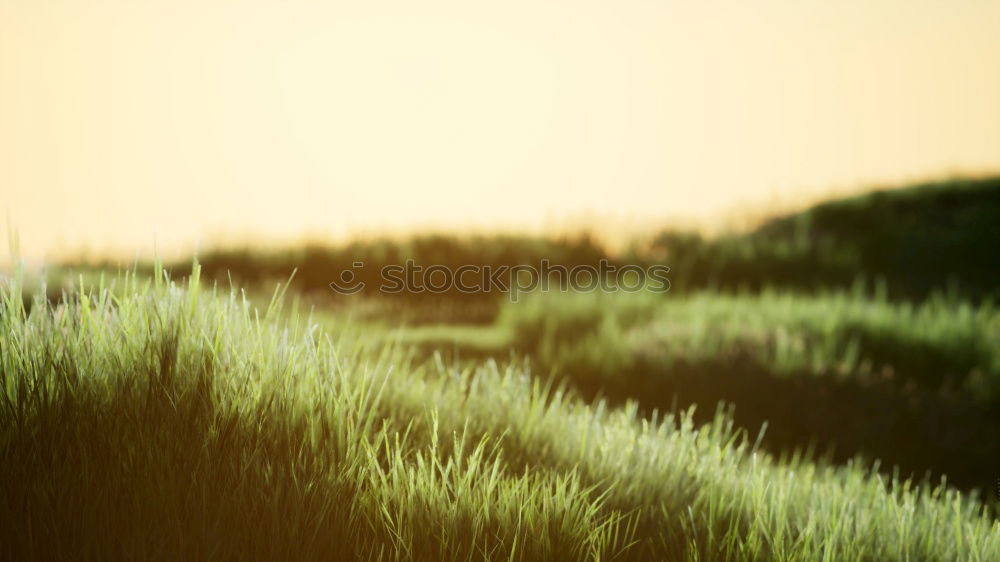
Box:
4 177 1000 560
395 289 1000 491
3 267 999 561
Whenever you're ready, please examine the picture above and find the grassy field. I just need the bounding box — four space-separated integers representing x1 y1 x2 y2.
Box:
6 178 1000 559
3 266 1000 560
394 289 1000 491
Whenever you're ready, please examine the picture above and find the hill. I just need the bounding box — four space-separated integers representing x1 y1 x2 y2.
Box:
657 176 1000 299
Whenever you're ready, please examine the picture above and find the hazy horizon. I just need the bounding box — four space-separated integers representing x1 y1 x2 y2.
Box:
3 0 1000 261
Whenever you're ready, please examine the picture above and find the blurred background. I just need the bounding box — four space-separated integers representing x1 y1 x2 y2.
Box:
3 0 1000 261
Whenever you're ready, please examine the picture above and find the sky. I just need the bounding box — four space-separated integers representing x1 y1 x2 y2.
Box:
2 0 999 261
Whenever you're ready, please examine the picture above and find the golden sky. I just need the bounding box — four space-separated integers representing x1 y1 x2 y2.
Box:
2 0 999 261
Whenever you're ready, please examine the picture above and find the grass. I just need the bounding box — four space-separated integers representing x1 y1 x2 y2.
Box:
56 177 1000 313
655 176 1000 301
2 266 999 560
376 288 1000 491
494 289 1000 393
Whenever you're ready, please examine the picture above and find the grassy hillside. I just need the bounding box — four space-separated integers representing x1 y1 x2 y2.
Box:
11 177 1000 559
2 270 999 560
52 176 995 316
395 290 1000 490
656 176 1000 299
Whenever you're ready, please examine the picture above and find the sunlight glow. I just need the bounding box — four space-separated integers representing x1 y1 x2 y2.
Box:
2 0 999 260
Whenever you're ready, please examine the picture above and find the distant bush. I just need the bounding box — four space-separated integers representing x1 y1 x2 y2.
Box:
60 177 1000 314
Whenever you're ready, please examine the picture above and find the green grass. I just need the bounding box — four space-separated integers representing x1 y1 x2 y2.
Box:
493 289 1000 392
2 267 999 560
376 288 1000 491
